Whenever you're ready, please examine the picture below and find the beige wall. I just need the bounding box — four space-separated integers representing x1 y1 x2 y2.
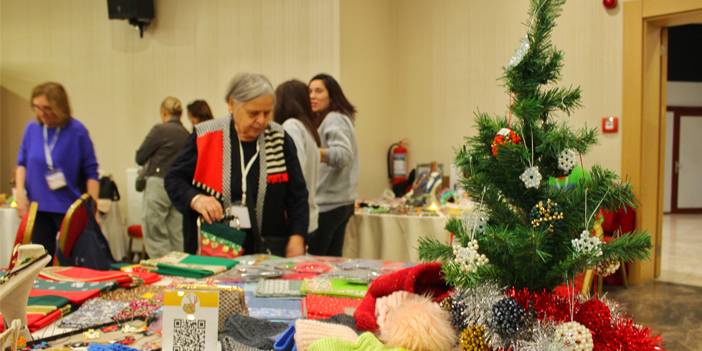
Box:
339 0 399 199
1 0 624 204
0 0 340 197
389 0 623 176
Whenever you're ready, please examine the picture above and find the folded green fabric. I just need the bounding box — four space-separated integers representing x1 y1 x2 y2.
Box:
301 278 368 298
142 252 238 278
308 332 409 351
200 221 247 245
27 295 70 308
155 263 213 278
180 254 238 269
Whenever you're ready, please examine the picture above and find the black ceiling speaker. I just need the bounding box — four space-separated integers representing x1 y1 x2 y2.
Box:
107 0 154 38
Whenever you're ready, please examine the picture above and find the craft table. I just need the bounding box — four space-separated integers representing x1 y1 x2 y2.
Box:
343 210 452 262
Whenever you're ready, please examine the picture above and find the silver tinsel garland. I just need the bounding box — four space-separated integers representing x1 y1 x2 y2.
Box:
450 283 503 332
512 321 561 351
600 295 625 323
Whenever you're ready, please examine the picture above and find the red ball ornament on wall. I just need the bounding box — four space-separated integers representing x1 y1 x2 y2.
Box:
603 0 617 10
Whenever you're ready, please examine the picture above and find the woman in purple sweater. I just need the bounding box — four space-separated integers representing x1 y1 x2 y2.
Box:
14 82 99 256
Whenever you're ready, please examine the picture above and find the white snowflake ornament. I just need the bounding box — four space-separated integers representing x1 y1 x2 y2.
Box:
453 239 489 274
571 230 603 258
558 149 577 173
520 166 542 189
463 211 488 235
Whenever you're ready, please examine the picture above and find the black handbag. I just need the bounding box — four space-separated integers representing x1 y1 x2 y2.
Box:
135 168 146 192
99 176 121 201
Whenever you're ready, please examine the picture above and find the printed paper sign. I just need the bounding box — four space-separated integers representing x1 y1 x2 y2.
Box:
162 289 219 351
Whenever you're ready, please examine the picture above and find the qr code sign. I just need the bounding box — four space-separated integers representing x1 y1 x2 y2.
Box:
173 318 206 351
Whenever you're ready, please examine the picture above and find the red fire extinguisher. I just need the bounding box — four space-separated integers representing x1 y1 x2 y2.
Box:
387 140 408 186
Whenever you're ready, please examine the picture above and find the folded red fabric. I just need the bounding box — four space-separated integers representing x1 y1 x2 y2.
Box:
29 289 101 305
129 270 161 285
304 294 362 320
40 266 132 286
353 262 450 331
27 309 62 332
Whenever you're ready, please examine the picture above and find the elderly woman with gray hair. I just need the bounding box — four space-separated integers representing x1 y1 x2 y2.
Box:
165 73 308 257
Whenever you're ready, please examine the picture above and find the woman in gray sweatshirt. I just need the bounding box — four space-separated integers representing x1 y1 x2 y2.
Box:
274 80 321 240
307 73 359 256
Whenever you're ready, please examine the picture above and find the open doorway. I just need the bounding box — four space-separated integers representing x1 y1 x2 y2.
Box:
621 1 702 285
659 24 702 286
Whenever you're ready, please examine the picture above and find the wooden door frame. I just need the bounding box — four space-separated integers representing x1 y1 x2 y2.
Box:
668 106 702 214
622 0 702 284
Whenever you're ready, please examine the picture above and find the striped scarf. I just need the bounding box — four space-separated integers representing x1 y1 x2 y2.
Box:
193 116 288 234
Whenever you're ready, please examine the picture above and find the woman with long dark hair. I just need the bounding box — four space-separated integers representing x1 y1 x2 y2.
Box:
275 80 321 240
307 73 359 256
186 100 214 129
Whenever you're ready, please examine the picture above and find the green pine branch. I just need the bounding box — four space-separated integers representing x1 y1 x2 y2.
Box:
418 237 453 262
601 230 652 262
442 261 503 289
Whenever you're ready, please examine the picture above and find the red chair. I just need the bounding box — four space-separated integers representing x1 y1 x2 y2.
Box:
14 202 38 246
601 206 636 287
54 194 91 266
127 224 147 262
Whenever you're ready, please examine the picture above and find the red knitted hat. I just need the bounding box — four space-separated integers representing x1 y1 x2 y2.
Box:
353 262 450 331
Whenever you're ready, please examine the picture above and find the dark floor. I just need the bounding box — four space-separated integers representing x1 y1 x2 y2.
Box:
607 281 702 351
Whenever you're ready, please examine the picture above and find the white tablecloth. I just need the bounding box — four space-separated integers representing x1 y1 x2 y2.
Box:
1 207 20 268
343 211 450 262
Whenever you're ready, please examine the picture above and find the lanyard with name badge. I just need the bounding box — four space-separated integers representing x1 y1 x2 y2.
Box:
225 137 260 229
43 125 67 190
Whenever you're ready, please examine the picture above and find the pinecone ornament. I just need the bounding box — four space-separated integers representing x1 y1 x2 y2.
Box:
595 260 620 277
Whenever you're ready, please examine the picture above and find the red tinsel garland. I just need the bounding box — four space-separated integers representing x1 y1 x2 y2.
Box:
596 319 665 351
508 288 573 322
506 288 664 350
574 299 612 342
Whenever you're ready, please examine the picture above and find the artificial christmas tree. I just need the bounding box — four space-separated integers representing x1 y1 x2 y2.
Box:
418 0 650 293
417 0 663 349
